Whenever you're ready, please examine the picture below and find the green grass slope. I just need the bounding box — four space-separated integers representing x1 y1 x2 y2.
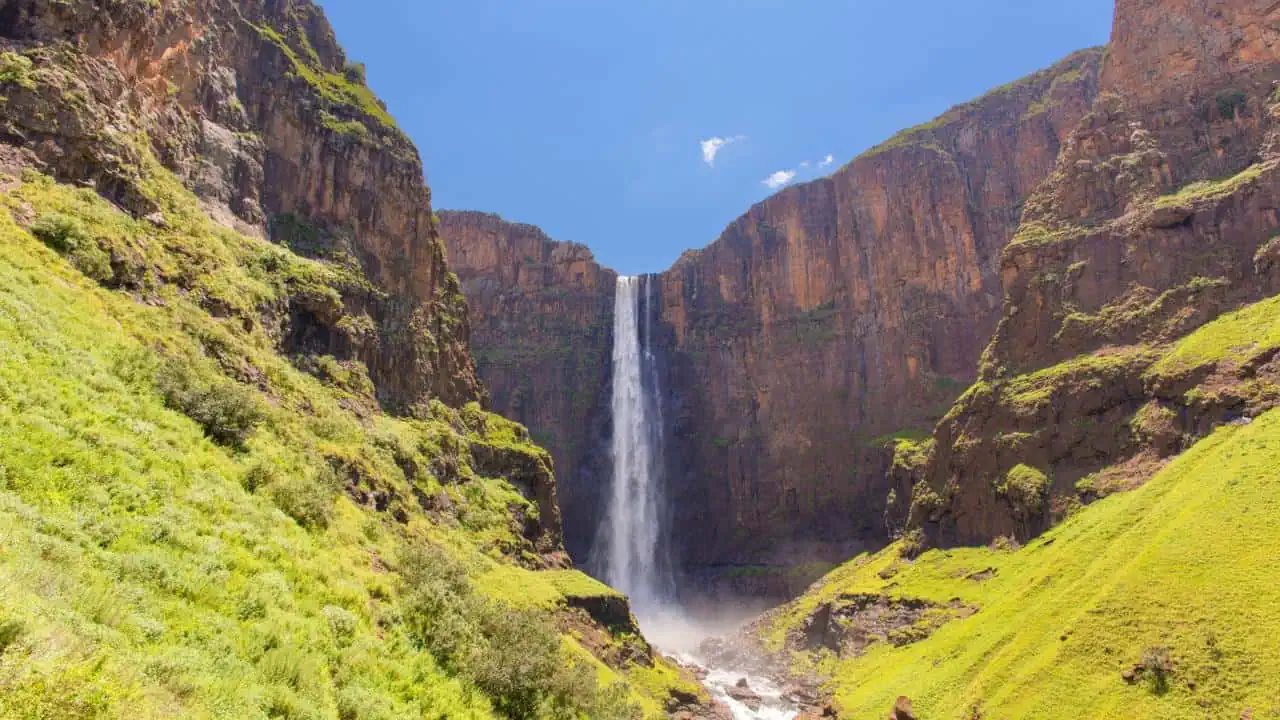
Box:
764 397 1280 717
0 163 681 719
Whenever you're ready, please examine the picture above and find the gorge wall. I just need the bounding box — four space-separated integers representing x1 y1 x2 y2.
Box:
0 0 480 414
442 47 1105 584
652 49 1102 570
439 211 616 560
905 0 1280 549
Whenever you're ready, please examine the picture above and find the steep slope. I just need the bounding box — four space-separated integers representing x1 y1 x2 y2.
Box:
0 1 718 718
439 211 616 561
0 0 479 413
903 0 1280 548
751 361 1280 718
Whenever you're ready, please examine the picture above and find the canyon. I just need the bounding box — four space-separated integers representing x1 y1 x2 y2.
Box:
443 46 1106 586
4 0 1280 716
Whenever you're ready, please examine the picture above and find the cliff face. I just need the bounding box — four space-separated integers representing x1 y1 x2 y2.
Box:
439 211 616 560
907 0 1280 548
653 49 1103 568
0 0 480 413
442 50 1104 578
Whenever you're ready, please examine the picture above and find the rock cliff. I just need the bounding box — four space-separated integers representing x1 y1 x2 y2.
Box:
439 210 616 560
905 0 1280 548
653 49 1102 569
0 0 480 413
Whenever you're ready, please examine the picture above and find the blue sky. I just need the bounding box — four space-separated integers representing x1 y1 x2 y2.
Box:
314 0 1115 274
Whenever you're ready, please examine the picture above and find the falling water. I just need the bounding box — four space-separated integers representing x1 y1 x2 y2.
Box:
602 276 797 720
602 275 667 613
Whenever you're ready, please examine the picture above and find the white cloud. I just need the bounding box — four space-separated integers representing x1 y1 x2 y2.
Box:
700 135 746 166
818 153 835 169
763 170 797 189
799 160 811 169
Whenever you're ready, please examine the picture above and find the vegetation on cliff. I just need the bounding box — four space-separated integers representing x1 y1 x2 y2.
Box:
761 398 1280 718
0 154 707 718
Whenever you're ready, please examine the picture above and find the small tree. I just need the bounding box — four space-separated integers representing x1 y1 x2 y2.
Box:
1142 646 1174 694
343 61 367 85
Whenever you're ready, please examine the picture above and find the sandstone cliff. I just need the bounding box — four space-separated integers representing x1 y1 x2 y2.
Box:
439 210 617 559
652 49 1103 569
906 0 1280 548
0 0 480 413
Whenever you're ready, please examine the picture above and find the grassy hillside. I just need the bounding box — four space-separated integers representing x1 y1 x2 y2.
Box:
0 161 688 719
761 298 1280 718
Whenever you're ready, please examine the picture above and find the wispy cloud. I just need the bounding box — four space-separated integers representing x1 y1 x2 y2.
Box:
701 135 747 166
761 153 836 191
762 170 797 189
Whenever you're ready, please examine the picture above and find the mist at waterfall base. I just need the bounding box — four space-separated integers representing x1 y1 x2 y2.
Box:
596 276 798 720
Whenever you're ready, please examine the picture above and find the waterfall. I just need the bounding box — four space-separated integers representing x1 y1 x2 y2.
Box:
602 275 667 613
602 276 799 720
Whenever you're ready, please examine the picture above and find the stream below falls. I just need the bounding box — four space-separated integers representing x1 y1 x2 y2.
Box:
638 608 801 720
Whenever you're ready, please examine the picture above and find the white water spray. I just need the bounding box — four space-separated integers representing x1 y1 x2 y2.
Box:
603 275 666 613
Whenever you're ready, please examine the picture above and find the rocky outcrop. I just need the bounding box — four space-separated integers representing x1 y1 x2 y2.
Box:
652 49 1104 569
438 210 616 559
0 0 480 413
908 0 1280 547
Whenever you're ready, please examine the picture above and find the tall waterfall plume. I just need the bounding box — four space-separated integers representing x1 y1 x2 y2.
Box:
601 275 668 613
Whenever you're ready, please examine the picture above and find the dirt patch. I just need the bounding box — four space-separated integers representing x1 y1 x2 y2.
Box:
796 593 977 657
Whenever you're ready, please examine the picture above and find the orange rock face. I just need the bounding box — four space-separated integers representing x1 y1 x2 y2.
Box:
910 0 1280 548
439 211 617 559
1 0 480 411
650 51 1103 568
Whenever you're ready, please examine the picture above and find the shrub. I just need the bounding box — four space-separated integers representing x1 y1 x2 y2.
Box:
399 547 643 719
241 462 277 492
30 212 113 282
0 51 35 90
31 213 88 252
270 466 340 530
1216 89 1247 120
990 535 1022 552
900 529 927 559
996 464 1051 518
1141 646 1174 693
0 618 25 656
156 359 264 449
322 605 357 646
342 62 367 85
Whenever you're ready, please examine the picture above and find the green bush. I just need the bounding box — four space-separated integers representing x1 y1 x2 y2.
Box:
156 359 264 449
1216 89 1247 120
30 212 112 282
269 466 340 530
996 464 1051 518
0 618 25 656
343 62 367 85
0 51 35 90
400 547 643 720
1141 646 1174 694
